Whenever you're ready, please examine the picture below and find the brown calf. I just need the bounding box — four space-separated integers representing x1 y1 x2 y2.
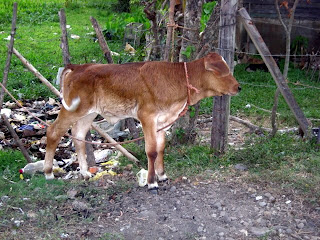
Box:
44 52 240 191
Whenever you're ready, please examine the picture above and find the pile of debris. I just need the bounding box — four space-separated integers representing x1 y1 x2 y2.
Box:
0 98 133 180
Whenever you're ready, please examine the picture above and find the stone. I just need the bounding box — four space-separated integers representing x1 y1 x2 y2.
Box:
72 200 89 212
234 163 248 171
67 189 78 199
170 186 177 192
250 227 270 237
297 223 304 229
259 202 267 207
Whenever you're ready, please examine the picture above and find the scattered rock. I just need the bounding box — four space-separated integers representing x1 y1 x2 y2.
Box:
259 201 267 207
67 189 78 199
72 200 89 212
250 227 270 237
297 222 305 229
170 186 177 192
234 163 248 171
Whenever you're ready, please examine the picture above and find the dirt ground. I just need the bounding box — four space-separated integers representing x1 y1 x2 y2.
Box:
1 105 319 239
96 173 320 240
16 171 319 240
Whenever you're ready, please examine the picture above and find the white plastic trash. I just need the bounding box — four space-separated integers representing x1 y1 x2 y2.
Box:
136 169 148 187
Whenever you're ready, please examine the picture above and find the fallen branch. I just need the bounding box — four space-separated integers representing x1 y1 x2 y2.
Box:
198 116 298 134
1 114 32 163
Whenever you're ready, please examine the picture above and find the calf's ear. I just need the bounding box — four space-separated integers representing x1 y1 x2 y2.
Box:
204 53 230 77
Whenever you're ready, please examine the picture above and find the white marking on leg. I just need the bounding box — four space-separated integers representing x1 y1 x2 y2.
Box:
80 170 92 180
158 173 168 182
45 172 55 180
148 182 159 190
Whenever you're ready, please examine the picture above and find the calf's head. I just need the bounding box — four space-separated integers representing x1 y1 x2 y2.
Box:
203 52 240 96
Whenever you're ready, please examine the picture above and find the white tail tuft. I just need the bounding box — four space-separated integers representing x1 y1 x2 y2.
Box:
62 96 80 112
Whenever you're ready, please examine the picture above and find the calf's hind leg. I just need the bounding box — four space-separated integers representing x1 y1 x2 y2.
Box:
71 113 97 179
44 110 80 179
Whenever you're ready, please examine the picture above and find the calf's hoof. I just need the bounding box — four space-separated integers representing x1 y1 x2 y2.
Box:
148 188 159 195
147 182 159 194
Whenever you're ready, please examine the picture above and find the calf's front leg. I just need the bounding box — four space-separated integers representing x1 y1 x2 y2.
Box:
155 130 168 182
140 116 159 192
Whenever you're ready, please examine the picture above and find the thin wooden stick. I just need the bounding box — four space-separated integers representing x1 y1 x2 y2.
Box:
0 2 17 108
1 115 32 163
92 124 139 163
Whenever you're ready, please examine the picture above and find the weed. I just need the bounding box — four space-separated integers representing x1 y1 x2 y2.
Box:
0 150 26 181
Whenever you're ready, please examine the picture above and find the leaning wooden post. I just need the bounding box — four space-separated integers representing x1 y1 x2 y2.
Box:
238 8 310 137
0 3 32 164
2 115 32 163
211 0 238 155
0 2 17 107
12 48 60 96
90 16 140 141
90 16 113 64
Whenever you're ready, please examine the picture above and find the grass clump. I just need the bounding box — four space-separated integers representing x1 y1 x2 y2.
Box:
228 133 320 200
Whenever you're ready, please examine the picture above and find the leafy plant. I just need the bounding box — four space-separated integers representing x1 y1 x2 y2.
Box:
200 1 217 31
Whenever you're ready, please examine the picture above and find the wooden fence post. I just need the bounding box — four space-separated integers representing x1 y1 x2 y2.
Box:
0 3 33 163
59 9 97 167
58 9 71 65
164 0 176 61
238 8 310 137
0 2 17 107
211 0 238 155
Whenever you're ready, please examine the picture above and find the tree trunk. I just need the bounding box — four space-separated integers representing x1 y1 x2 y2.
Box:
179 0 203 62
171 0 203 145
